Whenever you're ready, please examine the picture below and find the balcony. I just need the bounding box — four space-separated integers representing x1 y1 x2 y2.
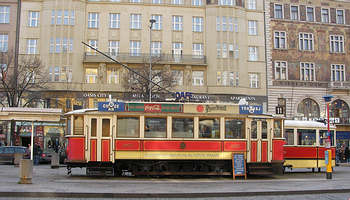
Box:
273 80 329 88
84 52 207 66
328 81 350 89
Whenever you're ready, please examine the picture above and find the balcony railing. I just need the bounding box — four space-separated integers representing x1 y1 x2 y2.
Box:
273 80 329 88
328 81 350 89
84 52 207 65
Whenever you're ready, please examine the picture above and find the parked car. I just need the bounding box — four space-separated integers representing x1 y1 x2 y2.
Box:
0 146 27 164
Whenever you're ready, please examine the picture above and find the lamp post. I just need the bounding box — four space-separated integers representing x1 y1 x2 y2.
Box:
149 19 156 102
323 95 333 179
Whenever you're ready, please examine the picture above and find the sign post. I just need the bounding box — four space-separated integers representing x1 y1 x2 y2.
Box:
323 95 333 180
232 152 246 180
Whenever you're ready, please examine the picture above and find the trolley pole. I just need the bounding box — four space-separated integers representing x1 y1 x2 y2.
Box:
323 95 333 180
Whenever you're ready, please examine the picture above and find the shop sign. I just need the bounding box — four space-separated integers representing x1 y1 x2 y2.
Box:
126 103 183 113
239 105 263 114
98 102 125 112
174 92 192 101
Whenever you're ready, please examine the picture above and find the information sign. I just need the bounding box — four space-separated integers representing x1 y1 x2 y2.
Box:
232 152 247 180
239 105 263 114
98 102 125 112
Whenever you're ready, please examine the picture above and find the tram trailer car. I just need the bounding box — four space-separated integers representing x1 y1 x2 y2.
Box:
283 120 336 172
65 102 285 176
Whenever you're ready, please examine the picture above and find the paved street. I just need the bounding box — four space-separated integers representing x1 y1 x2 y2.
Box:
0 164 350 199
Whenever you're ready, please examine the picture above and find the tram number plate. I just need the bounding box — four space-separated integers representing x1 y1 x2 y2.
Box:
232 153 246 176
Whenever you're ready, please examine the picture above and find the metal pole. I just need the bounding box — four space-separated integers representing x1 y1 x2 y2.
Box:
30 122 34 160
149 19 156 102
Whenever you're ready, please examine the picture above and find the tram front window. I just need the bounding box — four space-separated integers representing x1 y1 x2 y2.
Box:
145 117 167 138
199 118 220 139
225 119 245 139
274 120 282 138
172 117 194 138
117 117 139 137
297 129 316 145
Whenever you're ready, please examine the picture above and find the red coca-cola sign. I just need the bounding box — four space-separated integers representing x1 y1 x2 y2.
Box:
144 104 161 112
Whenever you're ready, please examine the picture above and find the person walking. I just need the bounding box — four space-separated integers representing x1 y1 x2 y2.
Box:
345 147 350 163
33 144 41 165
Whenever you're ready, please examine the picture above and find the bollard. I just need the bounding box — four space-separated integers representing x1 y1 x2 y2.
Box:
325 149 332 179
51 152 59 169
18 159 33 184
13 153 22 167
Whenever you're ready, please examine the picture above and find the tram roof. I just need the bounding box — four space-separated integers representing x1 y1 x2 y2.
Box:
284 120 336 129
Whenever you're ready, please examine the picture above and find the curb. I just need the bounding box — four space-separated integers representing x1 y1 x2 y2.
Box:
1 189 350 198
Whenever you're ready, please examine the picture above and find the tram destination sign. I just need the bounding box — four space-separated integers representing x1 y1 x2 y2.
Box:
98 102 125 112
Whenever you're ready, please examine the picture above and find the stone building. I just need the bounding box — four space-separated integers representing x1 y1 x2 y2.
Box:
19 0 268 111
267 0 350 147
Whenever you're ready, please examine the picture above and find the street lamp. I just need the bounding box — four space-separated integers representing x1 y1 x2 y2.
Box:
323 95 333 180
149 19 156 102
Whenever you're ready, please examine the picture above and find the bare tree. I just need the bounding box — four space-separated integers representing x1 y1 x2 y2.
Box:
0 51 48 145
122 64 176 101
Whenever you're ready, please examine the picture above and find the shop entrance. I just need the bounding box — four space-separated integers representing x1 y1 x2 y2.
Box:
21 136 31 147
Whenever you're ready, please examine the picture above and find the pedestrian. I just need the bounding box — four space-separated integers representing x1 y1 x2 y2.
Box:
25 144 31 159
33 144 40 165
345 147 350 163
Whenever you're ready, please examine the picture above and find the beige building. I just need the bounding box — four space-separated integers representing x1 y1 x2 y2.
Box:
19 0 267 111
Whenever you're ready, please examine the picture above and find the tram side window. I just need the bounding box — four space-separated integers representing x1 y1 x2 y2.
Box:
285 129 294 145
91 118 97 137
67 118 71 135
199 118 220 139
251 121 257 139
297 129 316 145
145 117 167 138
172 117 194 138
319 130 335 146
73 116 83 135
262 121 267 139
102 119 110 137
225 119 245 139
274 120 282 138
117 117 139 138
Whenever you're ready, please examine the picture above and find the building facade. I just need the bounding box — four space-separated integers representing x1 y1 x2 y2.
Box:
267 0 350 147
19 0 267 111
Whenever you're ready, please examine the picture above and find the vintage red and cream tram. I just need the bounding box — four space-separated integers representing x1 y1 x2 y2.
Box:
284 120 336 172
65 102 285 176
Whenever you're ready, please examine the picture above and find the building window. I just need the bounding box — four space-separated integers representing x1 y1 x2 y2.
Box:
216 17 221 31
0 6 9 24
247 0 256 10
299 33 314 51
274 61 287 80
172 0 183 4
51 10 74 25
217 71 235 86
192 0 202 6
330 99 350 124
192 17 203 32
274 31 286 49
109 13 120 29
300 62 315 81
274 4 283 19
192 71 204 86
49 66 71 82
130 14 141 29
248 46 258 61
172 70 183 86
109 40 119 56
85 68 98 83
249 73 259 88
331 64 346 82
88 12 99 28
151 41 161 56
306 7 314 22
248 20 257 35
321 8 329 23
107 67 119 84
219 0 234 6
51 38 73 53
222 43 227 58
216 43 221 58
222 17 227 31
152 0 162 4
172 42 183 59
0 34 8 52
151 15 162 30
130 0 141 3
192 43 203 58
27 39 37 54
330 35 344 53
336 9 345 24
172 16 183 31
297 98 320 120
129 40 141 56
228 17 233 32
290 5 299 20
87 40 98 54
28 11 39 27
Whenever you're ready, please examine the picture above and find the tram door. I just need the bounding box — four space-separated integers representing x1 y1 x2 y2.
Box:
249 119 269 162
87 117 113 162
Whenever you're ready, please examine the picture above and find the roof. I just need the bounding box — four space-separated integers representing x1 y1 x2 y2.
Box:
65 108 98 115
1 107 61 113
0 107 62 122
285 120 336 129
